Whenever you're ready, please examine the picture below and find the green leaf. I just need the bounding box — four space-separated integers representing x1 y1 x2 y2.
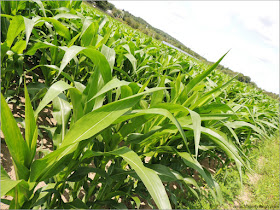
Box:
82 47 112 84
34 80 73 117
53 13 81 20
1 166 11 181
59 91 143 148
101 45 116 72
62 199 88 209
187 109 201 159
147 164 200 190
30 88 164 182
52 93 71 148
191 75 236 109
110 147 171 209
41 17 71 40
115 107 188 149
1 94 29 180
6 15 25 47
150 76 166 107
24 82 37 166
81 21 98 47
25 41 56 56
59 46 112 84
0 178 22 197
32 0 46 17
67 32 81 47
23 16 40 47
11 40 26 54
67 167 108 182
69 88 84 123
184 51 229 95
224 121 264 136
124 53 137 74
59 45 85 75
87 78 130 103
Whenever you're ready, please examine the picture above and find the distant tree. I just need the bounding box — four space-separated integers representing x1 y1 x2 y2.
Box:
94 1 108 10
94 1 114 11
155 33 160 40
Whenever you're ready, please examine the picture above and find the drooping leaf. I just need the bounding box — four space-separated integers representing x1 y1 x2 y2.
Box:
110 147 171 209
34 80 73 116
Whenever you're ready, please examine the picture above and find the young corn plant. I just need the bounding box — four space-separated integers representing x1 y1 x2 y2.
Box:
1 0 279 209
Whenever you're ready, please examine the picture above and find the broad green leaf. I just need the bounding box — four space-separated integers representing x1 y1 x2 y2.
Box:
30 144 76 182
23 17 40 47
0 179 23 197
59 46 112 84
120 85 133 99
81 21 98 47
150 76 166 107
191 75 236 109
24 82 37 166
177 151 221 201
53 13 81 20
41 17 71 40
194 103 233 114
11 40 26 54
26 64 74 83
62 199 88 209
124 53 137 74
60 92 144 148
34 81 73 116
147 164 200 190
6 15 25 47
101 45 116 72
224 121 264 136
87 78 130 103
69 88 84 123
59 45 85 74
67 32 81 47
200 113 234 121
188 109 201 159
95 26 112 49
114 107 188 149
25 41 56 56
1 94 29 180
30 88 165 182
67 167 108 182
1 166 10 181
52 93 71 148
82 47 112 84
110 147 171 209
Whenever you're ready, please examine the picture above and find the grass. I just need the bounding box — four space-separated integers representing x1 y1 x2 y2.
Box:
244 136 279 208
185 135 280 209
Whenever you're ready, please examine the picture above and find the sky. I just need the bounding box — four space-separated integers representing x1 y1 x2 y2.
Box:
109 1 279 94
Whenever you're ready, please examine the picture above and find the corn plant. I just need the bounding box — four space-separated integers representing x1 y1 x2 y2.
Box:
1 0 279 209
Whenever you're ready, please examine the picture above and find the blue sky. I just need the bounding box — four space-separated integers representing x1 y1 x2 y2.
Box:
109 1 279 94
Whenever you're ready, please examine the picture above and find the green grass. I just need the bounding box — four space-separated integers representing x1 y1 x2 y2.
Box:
185 135 280 209
245 136 279 208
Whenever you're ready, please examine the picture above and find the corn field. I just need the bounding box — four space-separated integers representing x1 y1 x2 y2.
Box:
1 1 279 209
